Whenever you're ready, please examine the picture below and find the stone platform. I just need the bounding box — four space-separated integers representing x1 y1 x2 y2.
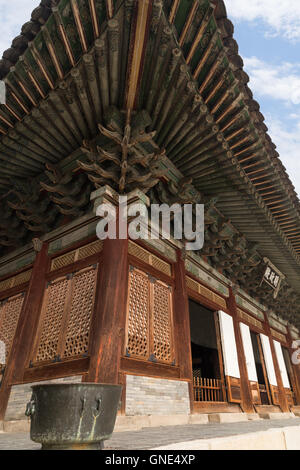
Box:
0 417 300 451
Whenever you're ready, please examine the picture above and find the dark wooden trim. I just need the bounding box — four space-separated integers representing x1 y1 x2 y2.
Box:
227 288 255 413
120 357 183 381
20 357 90 384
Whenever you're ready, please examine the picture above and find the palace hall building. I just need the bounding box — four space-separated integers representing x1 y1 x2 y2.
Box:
0 0 299 424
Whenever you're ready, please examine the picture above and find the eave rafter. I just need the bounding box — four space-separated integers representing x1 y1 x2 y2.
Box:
0 0 299 326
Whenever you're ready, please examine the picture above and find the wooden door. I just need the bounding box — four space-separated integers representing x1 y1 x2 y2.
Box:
218 310 242 404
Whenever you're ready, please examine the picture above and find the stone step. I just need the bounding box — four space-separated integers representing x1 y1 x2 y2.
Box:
1 411 296 434
259 412 296 420
152 425 300 451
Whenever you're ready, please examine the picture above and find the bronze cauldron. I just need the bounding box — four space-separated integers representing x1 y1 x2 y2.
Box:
25 383 122 450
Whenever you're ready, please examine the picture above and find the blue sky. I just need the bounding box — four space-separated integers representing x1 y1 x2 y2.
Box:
226 0 300 197
0 0 299 196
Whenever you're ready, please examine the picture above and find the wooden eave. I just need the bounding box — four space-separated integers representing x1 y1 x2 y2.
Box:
0 0 299 299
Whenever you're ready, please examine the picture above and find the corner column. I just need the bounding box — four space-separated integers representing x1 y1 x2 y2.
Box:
228 287 255 414
84 188 129 385
0 241 49 420
173 249 194 411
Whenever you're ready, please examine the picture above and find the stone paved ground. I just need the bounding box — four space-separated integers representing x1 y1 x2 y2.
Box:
0 418 300 450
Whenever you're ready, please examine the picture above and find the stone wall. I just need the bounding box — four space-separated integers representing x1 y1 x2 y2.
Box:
5 376 82 421
125 375 190 416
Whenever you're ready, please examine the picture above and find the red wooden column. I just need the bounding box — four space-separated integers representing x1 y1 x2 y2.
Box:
263 313 290 412
84 236 129 385
173 249 194 411
227 288 255 413
0 242 49 420
287 327 300 405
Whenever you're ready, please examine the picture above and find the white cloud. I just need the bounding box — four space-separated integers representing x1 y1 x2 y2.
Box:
266 115 300 197
241 56 300 196
225 0 300 41
243 56 300 106
0 1 38 56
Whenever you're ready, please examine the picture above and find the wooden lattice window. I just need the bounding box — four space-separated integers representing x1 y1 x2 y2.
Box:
125 266 174 364
32 265 98 365
0 293 25 362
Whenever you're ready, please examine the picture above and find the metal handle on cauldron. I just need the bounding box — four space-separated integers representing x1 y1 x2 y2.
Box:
25 397 36 418
93 396 102 418
80 397 86 417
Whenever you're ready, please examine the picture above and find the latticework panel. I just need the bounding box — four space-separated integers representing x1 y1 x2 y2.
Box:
62 267 97 358
0 293 24 361
0 270 32 293
128 241 172 276
153 281 173 363
50 240 103 272
51 252 76 272
186 276 227 309
34 277 69 363
238 309 263 330
126 269 150 359
270 328 286 344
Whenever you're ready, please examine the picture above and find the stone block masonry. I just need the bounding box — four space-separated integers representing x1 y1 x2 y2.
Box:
5 376 82 421
125 375 190 416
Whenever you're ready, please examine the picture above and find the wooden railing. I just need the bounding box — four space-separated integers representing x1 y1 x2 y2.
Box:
193 377 224 402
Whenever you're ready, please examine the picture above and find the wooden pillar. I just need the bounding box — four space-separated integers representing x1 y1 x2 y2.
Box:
264 313 290 412
173 249 194 412
84 236 129 385
0 242 49 420
287 327 300 405
228 288 255 413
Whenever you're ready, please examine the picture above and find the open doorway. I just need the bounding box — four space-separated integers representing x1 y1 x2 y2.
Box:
189 299 225 402
250 331 271 405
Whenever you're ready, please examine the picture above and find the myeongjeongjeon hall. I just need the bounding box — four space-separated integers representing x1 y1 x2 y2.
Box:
0 0 299 426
